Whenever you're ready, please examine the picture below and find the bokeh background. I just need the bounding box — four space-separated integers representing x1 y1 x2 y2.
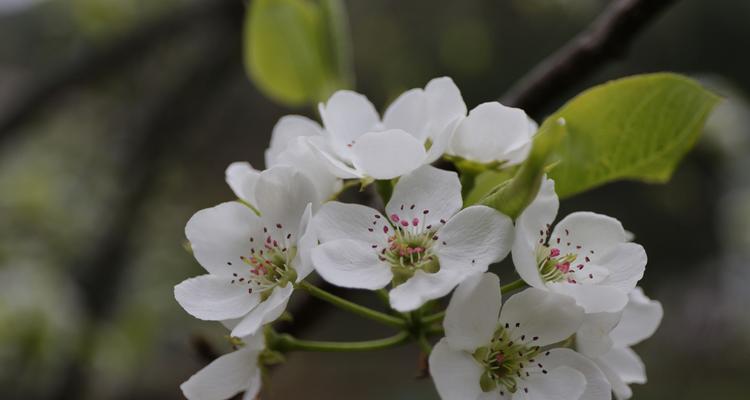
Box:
1 0 749 399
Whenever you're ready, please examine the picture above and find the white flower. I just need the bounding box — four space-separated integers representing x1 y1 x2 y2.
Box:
310 165 513 312
175 166 318 337
576 288 663 400
429 272 611 400
180 332 264 400
225 115 341 204
448 102 537 166
512 177 647 313
312 77 466 180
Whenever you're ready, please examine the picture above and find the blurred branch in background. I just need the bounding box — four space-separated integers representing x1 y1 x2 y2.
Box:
502 0 679 116
0 0 239 149
54 12 243 400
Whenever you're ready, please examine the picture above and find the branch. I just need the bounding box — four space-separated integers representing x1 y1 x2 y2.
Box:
0 0 240 147
501 0 679 115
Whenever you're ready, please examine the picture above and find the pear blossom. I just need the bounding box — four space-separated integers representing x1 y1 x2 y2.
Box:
225 115 341 204
512 177 647 313
180 331 265 400
311 77 466 180
429 272 611 400
175 166 318 337
575 288 663 400
310 165 513 311
448 101 538 166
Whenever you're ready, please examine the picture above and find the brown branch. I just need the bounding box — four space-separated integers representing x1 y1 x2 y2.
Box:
501 0 680 115
0 0 240 147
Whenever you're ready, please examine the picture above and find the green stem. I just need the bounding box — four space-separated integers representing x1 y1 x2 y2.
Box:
327 179 360 201
297 281 406 328
417 335 433 355
500 279 527 294
426 326 444 336
422 311 445 325
375 288 390 305
274 331 410 352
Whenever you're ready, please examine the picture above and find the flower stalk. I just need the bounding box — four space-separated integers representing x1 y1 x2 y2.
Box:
296 281 406 328
271 331 410 353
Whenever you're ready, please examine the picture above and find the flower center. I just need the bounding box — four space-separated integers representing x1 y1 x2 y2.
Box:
474 326 543 395
377 213 440 285
534 225 600 285
536 246 578 283
229 226 298 299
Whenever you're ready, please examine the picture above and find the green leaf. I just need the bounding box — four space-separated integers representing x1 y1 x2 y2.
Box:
243 0 352 106
546 73 720 198
319 0 354 89
463 169 515 206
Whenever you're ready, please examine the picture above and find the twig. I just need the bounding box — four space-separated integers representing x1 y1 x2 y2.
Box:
0 0 240 147
501 0 679 115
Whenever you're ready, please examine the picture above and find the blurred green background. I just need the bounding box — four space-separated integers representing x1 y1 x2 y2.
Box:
0 0 749 399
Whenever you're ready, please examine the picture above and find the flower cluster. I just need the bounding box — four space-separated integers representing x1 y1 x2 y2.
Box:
175 77 661 400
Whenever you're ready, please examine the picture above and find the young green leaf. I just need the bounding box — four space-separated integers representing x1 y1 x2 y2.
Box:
463 169 515 206
546 73 720 198
243 0 352 106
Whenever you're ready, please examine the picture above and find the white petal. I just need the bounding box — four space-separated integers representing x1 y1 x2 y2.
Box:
549 283 629 314
308 135 363 179
598 347 646 385
542 348 612 400
351 129 426 179
429 339 485 400
511 239 546 290
231 284 293 337
434 206 514 275
424 77 467 138
293 203 315 280
311 239 392 290
389 269 461 312
225 162 260 205
499 288 583 346
515 366 585 400
180 346 261 400
596 243 647 293
610 288 663 347
512 177 558 289
174 275 260 321
265 115 323 166
550 212 627 257
425 117 460 163
383 88 428 139
451 102 534 164
241 330 267 350
255 166 319 235
515 176 559 249
319 90 380 155
444 272 501 352
386 165 462 230
575 311 622 357
272 136 342 202
313 202 389 246
478 391 501 400
593 358 632 400
186 202 261 276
